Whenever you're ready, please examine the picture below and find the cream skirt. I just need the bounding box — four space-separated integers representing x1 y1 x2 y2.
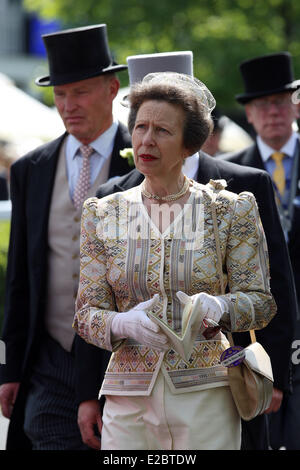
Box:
101 371 241 450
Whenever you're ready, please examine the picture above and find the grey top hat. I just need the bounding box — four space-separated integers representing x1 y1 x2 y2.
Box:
127 51 193 85
121 51 193 106
35 24 127 87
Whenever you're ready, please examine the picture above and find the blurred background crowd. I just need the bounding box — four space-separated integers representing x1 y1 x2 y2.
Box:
1 0 300 451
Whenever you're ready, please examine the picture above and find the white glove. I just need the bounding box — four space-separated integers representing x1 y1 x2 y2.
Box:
198 292 228 323
111 295 169 351
176 291 228 324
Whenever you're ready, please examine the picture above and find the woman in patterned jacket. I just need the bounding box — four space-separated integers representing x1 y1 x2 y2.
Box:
73 72 276 450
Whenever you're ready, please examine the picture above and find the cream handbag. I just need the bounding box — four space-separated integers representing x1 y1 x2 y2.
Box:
211 187 274 421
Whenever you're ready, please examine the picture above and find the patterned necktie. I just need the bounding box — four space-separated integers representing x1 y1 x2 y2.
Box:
271 152 285 196
73 145 94 209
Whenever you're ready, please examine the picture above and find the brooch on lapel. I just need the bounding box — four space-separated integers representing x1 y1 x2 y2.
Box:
208 179 227 191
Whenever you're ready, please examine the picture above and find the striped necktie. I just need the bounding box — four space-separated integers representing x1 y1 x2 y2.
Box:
73 145 94 209
271 152 285 196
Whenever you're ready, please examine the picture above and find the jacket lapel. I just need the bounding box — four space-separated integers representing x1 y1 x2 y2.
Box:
27 134 67 265
196 151 222 183
108 122 132 178
239 144 265 170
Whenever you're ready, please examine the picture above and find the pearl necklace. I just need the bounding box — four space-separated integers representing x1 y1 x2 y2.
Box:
141 176 190 201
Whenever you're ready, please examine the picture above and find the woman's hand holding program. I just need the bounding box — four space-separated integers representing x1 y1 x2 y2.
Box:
176 291 227 323
176 291 228 339
111 294 169 351
197 292 228 323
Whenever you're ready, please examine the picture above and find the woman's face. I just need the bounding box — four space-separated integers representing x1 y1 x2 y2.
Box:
132 100 189 178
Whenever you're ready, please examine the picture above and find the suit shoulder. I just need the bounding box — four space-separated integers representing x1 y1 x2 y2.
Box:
218 147 247 159
12 134 66 170
214 152 269 179
96 169 143 198
116 121 132 145
217 146 252 162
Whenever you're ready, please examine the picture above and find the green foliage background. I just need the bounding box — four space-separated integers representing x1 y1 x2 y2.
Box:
0 222 10 332
24 0 300 115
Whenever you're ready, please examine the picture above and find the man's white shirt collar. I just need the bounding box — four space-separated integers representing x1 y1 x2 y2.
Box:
257 132 298 163
66 119 118 160
182 153 199 179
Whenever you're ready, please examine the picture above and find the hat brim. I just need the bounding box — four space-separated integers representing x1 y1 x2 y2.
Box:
236 80 300 104
35 64 127 87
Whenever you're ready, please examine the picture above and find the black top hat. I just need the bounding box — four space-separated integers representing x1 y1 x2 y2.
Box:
35 24 127 87
236 52 300 104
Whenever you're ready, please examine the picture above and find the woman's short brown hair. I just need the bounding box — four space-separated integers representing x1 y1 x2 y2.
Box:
127 74 215 154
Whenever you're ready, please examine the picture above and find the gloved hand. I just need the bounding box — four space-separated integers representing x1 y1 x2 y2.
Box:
176 291 228 339
176 291 228 324
111 295 169 351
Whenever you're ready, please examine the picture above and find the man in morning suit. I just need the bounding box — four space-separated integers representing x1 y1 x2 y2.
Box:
77 52 298 450
0 24 132 450
219 52 300 450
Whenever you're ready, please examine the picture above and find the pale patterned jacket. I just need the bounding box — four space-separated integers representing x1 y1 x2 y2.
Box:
73 180 276 396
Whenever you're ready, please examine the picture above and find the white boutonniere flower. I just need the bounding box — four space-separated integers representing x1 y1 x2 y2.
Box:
120 148 135 167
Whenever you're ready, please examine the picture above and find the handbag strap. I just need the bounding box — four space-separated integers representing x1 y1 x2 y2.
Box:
211 190 256 346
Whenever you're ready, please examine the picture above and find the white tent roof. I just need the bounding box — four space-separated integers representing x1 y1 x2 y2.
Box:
0 73 64 156
218 116 253 152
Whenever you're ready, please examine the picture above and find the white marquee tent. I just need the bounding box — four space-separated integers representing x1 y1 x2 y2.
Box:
0 73 64 157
